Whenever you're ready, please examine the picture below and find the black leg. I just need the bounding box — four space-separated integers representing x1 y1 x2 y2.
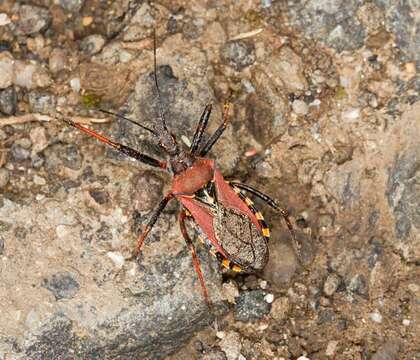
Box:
61 117 167 169
199 102 230 156
190 104 212 155
134 192 174 256
179 210 211 306
229 181 301 259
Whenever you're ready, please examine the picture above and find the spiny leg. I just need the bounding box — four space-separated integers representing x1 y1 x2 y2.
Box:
134 192 174 257
61 117 167 169
190 104 212 155
229 181 301 259
199 102 231 157
179 210 210 306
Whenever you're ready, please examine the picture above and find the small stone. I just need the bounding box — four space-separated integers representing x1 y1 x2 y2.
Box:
292 99 309 115
16 5 51 35
216 331 225 339
0 13 11 26
222 281 239 304
49 48 68 74
348 274 368 297
0 87 17 115
106 252 125 269
219 331 242 360
264 293 274 303
33 175 46 186
370 311 383 323
82 16 93 26
58 0 84 12
80 34 106 55
259 280 268 289
0 168 10 188
270 296 289 321
371 340 400 360
70 78 81 93
408 283 419 293
220 40 256 71
0 52 13 89
297 357 310 360
342 108 360 121
11 144 31 161
14 61 52 89
42 272 80 300
326 340 338 357
89 189 109 205
28 91 56 113
29 126 49 155
402 319 410 326
0 236 4 254
323 274 341 296
234 290 271 321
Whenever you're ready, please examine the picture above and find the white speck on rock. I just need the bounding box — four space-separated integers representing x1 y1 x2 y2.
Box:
0 13 11 26
33 175 46 186
326 340 338 356
297 356 310 360
370 311 383 323
342 108 360 121
106 252 125 269
216 331 225 339
70 78 81 93
292 99 309 115
264 293 274 303
402 319 410 326
56 224 70 239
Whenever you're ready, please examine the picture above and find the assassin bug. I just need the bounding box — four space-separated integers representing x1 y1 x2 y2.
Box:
60 33 298 306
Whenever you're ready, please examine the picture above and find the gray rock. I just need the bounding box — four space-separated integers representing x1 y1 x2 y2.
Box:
0 236 4 254
28 91 56 114
15 5 51 35
0 87 17 115
13 61 52 89
58 0 84 12
220 41 256 71
80 34 106 55
11 144 31 161
234 290 271 322
287 0 365 52
323 274 341 296
49 48 69 74
42 272 80 300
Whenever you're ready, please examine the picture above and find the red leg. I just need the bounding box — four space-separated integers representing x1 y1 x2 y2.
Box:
62 117 167 169
179 210 211 306
134 192 173 257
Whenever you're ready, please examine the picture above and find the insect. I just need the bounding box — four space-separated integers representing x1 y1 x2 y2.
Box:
60 34 298 306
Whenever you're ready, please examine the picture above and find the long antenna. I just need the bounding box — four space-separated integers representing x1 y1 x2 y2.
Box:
96 108 158 137
153 28 169 133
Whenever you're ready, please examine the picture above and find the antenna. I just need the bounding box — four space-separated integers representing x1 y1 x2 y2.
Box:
96 108 158 137
153 28 170 133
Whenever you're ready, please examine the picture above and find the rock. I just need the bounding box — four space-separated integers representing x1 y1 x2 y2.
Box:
28 91 56 113
49 48 69 74
371 340 400 360
29 126 49 155
11 144 31 161
0 236 4 254
0 86 16 115
220 40 256 71
58 0 84 12
270 296 289 322
234 290 271 322
325 340 338 357
323 274 341 296
42 272 80 300
0 168 8 188
0 13 11 26
15 5 51 35
219 331 242 360
263 241 298 287
292 99 309 115
370 311 383 324
13 61 52 89
80 34 106 55
0 52 13 89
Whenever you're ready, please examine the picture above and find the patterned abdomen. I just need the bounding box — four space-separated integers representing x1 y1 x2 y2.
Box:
214 205 268 272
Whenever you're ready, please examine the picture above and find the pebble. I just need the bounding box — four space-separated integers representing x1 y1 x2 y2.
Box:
402 319 410 326
370 311 383 323
220 40 256 71
80 34 106 55
0 87 17 115
270 296 289 321
292 99 309 115
325 340 338 357
42 272 80 300
0 13 11 26
0 236 4 254
16 5 51 35
28 91 56 113
14 61 52 89
11 144 31 161
222 281 239 304
70 78 81 93
219 331 242 360
297 357 310 360
33 175 46 186
49 48 68 74
342 108 360 121
264 293 274 303
234 290 271 322
0 52 13 89
106 252 125 269
29 126 49 155
323 274 341 296
58 0 84 12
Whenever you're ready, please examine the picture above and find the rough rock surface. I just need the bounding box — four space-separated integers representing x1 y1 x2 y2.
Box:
0 1 419 359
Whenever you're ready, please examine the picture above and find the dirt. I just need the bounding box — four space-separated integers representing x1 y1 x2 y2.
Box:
0 1 419 359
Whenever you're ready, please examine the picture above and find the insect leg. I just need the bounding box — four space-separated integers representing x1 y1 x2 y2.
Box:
179 210 211 306
61 117 167 169
134 192 174 256
229 181 301 258
190 104 212 155
198 102 231 156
